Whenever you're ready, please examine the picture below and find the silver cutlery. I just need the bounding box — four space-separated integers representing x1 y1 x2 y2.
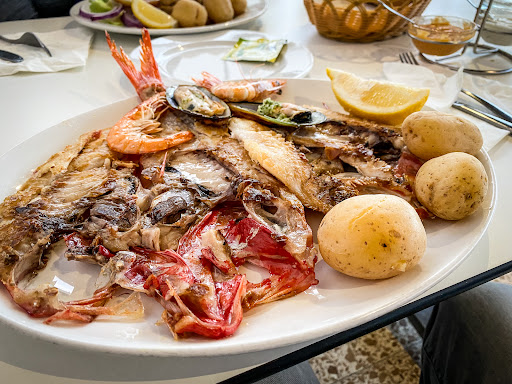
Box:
399 51 512 134
452 101 512 133
398 51 419 66
0 32 52 57
376 0 416 24
460 88 512 123
0 49 23 63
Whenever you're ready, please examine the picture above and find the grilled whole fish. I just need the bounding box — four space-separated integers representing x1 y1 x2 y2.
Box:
0 29 432 340
228 105 431 217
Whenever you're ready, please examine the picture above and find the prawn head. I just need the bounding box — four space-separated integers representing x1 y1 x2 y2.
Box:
107 92 194 155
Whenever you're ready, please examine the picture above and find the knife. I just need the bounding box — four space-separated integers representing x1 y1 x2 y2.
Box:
461 89 512 123
452 101 512 134
0 49 23 63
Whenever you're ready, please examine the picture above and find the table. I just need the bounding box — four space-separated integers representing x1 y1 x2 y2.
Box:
0 1 511 383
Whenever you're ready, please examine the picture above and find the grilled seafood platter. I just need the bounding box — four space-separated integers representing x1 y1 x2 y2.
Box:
0 29 492 343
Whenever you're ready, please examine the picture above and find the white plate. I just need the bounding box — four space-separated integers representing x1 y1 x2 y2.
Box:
0 79 496 357
130 30 314 83
70 0 268 36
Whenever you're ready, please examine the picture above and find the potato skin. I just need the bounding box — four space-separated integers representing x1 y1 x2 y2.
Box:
231 0 247 15
203 0 234 23
402 111 483 160
172 0 208 27
414 152 488 220
318 195 427 280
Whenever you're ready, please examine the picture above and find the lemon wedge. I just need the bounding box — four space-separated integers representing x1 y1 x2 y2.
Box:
131 0 177 29
326 68 429 125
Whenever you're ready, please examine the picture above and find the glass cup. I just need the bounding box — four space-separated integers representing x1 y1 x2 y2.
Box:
408 15 478 56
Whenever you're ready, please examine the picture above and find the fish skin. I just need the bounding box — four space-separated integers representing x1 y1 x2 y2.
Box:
0 130 103 224
229 118 333 213
307 105 404 143
0 107 318 338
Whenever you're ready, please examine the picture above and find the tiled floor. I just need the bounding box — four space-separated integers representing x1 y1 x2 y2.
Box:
309 320 421 384
309 271 512 383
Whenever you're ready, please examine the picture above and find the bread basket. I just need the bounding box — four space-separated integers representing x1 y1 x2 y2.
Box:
304 0 432 42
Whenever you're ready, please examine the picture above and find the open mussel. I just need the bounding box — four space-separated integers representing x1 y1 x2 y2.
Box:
166 85 231 120
229 99 327 127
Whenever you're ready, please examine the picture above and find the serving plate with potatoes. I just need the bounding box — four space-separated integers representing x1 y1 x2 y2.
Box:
70 0 268 36
4 76 493 355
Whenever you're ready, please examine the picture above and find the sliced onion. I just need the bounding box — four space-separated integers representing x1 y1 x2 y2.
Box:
121 10 144 28
79 2 123 21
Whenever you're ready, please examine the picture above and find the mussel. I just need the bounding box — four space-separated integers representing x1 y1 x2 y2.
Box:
166 85 231 120
229 99 327 127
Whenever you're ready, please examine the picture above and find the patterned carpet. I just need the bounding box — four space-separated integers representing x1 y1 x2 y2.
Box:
308 272 512 383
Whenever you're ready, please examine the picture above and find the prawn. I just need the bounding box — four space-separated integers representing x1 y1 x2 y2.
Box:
105 30 194 154
192 71 286 103
107 92 194 155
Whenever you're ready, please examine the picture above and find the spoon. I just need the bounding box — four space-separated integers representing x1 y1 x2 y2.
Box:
0 49 23 63
375 0 416 25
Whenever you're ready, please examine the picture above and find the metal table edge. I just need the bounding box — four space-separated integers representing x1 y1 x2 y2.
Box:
219 259 512 384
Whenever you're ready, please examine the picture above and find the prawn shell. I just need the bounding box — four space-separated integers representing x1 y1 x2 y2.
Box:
166 85 231 120
228 102 327 128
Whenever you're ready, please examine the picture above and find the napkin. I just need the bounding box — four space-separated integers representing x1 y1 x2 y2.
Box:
382 62 509 151
0 28 93 76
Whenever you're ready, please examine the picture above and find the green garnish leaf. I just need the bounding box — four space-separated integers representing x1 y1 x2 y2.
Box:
89 0 114 13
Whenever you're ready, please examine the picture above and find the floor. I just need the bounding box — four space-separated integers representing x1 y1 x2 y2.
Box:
308 272 512 383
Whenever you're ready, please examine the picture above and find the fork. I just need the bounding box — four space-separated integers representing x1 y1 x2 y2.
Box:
398 51 419 66
398 51 512 133
0 32 52 57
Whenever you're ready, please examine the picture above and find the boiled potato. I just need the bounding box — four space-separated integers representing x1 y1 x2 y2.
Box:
402 111 483 160
203 0 234 23
415 152 488 220
172 0 208 27
318 195 427 280
231 0 247 15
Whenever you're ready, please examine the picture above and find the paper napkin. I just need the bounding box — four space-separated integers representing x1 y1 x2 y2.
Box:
383 62 509 151
0 28 93 76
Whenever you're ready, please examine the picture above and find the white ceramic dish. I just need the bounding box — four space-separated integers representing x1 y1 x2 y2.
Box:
130 30 314 83
0 79 496 357
70 0 268 36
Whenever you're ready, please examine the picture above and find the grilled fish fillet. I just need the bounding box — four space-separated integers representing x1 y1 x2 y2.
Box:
229 118 332 213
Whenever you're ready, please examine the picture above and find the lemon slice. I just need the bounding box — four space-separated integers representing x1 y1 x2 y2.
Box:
131 0 177 29
326 68 429 126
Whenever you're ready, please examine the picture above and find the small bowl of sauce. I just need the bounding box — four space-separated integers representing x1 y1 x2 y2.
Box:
408 16 477 56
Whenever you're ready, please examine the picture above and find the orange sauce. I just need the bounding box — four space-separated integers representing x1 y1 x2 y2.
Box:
409 17 476 56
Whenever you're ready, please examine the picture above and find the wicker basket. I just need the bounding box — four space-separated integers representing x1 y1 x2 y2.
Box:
304 0 431 42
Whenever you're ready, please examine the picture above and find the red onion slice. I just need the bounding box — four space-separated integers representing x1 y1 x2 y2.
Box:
79 2 123 21
121 10 144 28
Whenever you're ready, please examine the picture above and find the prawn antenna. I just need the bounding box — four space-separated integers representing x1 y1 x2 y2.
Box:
248 63 266 81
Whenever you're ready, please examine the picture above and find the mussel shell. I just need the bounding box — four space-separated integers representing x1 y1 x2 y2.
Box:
166 85 231 120
228 102 326 127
